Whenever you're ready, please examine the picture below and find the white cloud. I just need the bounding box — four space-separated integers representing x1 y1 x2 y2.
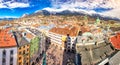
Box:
0 16 19 18
0 1 30 8
8 2 29 8
99 8 120 18
51 0 120 9
42 0 120 18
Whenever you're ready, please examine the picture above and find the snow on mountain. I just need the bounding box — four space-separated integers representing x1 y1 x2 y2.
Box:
37 0 120 19
21 13 29 17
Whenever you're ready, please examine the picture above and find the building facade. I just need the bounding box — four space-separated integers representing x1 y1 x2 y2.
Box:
0 47 17 65
49 25 79 50
17 44 30 65
0 28 30 65
0 28 17 65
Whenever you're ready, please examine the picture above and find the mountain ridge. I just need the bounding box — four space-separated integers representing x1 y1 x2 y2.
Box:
33 9 120 21
33 0 120 20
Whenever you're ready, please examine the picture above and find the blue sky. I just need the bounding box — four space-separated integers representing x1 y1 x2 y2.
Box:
0 0 51 18
0 0 119 18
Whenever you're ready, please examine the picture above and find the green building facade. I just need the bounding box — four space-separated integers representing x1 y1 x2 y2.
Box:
30 37 40 57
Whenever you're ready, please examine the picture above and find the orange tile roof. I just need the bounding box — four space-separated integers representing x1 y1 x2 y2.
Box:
0 28 17 48
110 33 120 50
26 33 34 39
32 24 40 27
80 26 90 33
49 25 80 37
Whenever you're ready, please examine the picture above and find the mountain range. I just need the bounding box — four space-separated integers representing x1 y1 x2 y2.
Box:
33 9 120 21
35 0 120 20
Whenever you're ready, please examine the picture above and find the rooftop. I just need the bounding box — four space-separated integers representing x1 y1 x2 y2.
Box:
25 33 34 40
109 51 120 65
80 26 90 33
76 42 116 65
14 31 29 47
38 24 55 30
0 28 17 48
27 28 42 37
49 25 80 37
110 32 120 50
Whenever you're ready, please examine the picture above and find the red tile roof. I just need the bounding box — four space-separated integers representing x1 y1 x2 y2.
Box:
80 26 90 33
50 25 80 37
110 33 120 50
0 28 17 48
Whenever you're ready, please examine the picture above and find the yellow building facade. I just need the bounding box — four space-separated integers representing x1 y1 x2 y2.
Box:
18 44 30 65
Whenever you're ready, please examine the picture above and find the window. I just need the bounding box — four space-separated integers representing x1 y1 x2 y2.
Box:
27 45 29 47
10 64 13 65
23 46 25 48
10 59 13 65
2 58 6 62
19 62 21 65
2 50 6 65
26 62 28 65
19 47 21 50
19 51 21 55
3 50 6 55
27 57 29 60
10 50 13 55
2 50 6 58
23 50 25 54
26 48 29 51
19 57 21 60
2 58 6 65
2 63 6 65
26 53 29 56
10 57 13 62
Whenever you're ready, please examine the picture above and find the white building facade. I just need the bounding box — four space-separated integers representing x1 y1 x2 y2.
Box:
48 32 62 44
48 32 77 50
0 47 17 65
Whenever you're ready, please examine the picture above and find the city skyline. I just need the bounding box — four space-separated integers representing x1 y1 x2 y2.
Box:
0 11 120 65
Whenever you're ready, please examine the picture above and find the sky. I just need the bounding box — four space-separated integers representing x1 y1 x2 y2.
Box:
0 0 120 19
0 0 51 18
